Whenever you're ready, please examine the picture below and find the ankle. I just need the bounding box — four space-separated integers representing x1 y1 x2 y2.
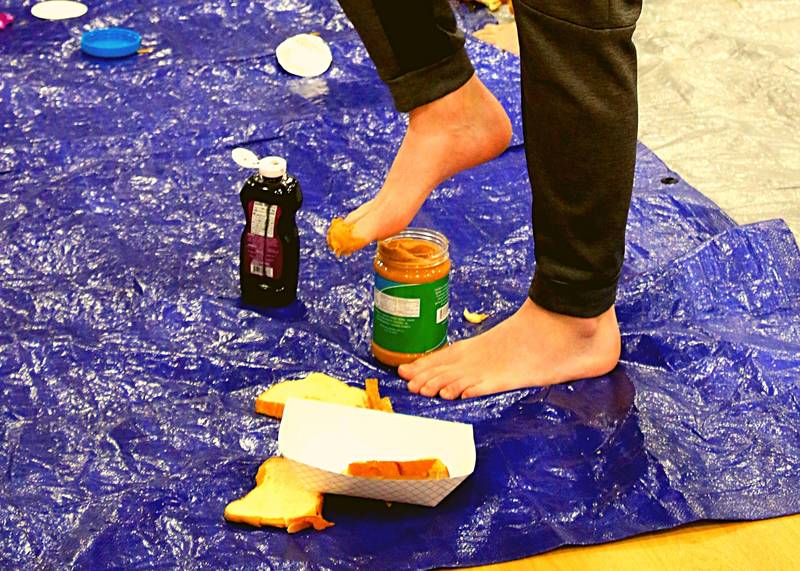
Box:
526 300 617 339
407 75 500 129
408 80 473 127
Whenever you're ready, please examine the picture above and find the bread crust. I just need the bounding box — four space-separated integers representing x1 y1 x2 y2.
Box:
254 398 285 418
224 458 334 532
255 373 391 419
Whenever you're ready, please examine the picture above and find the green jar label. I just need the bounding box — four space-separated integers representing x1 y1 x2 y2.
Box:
373 274 449 354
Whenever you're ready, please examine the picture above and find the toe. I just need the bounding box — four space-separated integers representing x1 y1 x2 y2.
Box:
461 381 499 399
418 371 459 398
355 203 413 243
460 385 482 399
398 362 416 380
351 213 388 245
406 365 447 394
438 376 479 400
473 25 497 40
344 200 374 225
399 345 457 383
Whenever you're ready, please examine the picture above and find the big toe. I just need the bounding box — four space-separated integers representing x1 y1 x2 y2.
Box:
474 27 497 40
344 199 374 225
354 203 414 243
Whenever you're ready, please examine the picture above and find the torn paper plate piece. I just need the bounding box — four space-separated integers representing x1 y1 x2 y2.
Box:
275 33 332 78
31 0 87 20
278 398 476 506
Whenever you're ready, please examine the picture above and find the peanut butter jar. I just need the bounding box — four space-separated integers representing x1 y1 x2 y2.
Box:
372 229 451 367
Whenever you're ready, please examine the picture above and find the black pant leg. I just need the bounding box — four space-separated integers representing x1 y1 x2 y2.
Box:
512 0 642 317
337 0 475 111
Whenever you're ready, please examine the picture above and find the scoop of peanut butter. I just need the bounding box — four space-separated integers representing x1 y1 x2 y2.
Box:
378 238 439 263
327 218 369 257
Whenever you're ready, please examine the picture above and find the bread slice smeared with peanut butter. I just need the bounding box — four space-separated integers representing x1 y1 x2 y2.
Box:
345 458 449 480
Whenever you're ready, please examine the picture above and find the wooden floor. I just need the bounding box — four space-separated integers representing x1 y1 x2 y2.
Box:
465 514 800 571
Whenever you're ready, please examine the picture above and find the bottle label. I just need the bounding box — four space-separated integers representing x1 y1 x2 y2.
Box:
244 201 283 278
373 274 449 354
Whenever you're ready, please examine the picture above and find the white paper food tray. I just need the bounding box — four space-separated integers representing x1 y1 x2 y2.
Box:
278 397 476 507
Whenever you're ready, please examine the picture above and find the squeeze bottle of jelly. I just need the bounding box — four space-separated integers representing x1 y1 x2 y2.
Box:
238 155 303 307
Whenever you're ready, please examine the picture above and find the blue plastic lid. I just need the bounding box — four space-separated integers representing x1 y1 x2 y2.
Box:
81 28 142 58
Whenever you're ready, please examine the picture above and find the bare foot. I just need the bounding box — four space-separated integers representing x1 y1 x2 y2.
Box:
473 23 520 56
342 74 512 248
399 299 621 399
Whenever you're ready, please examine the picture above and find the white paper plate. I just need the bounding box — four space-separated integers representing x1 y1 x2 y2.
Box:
278 398 476 506
275 34 332 78
31 0 88 20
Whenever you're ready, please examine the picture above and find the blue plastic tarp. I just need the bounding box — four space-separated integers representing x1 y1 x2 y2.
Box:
1 0 799 569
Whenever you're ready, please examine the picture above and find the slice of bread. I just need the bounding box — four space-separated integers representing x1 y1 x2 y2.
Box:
224 457 333 532
345 458 450 480
255 372 370 419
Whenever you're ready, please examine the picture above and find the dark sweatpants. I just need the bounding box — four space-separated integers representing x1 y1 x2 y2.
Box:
336 0 642 318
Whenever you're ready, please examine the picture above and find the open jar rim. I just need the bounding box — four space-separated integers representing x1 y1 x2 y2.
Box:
375 228 449 269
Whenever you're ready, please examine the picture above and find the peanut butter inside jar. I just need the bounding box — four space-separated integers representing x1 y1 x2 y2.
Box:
372 229 451 367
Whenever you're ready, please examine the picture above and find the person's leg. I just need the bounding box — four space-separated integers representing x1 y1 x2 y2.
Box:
401 0 642 398
333 0 512 246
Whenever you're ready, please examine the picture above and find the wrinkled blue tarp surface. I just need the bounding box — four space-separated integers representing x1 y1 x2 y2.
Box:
2 0 800 569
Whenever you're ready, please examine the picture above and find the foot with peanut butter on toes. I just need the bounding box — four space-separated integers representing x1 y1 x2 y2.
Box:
473 23 520 56
398 298 622 399
327 74 512 256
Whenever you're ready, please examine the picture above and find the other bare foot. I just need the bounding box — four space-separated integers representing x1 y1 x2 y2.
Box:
473 23 520 56
399 299 621 399
340 74 512 250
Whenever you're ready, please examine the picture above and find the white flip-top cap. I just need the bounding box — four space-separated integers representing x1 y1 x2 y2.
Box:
259 156 286 178
231 147 260 169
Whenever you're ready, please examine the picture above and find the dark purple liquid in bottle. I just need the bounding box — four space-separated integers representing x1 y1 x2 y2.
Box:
239 168 303 307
